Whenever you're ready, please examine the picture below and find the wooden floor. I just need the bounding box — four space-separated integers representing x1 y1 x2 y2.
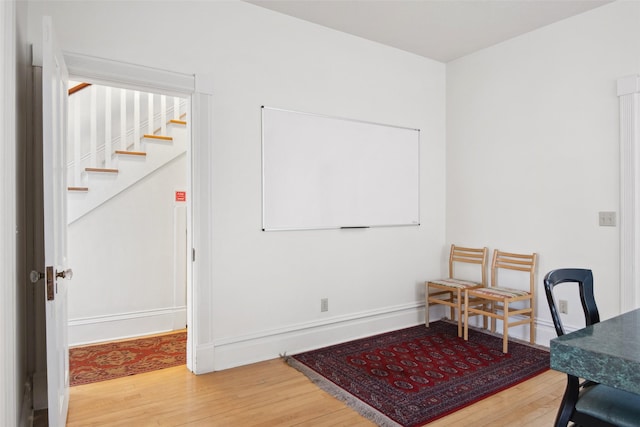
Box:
67 357 566 426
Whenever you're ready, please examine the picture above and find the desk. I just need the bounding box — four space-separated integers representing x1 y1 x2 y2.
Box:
550 307 640 394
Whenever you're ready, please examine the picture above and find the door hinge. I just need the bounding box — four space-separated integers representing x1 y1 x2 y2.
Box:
192 248 196 262
46 266 54 301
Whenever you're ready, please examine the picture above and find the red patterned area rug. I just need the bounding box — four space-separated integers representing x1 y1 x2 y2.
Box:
69 331 187 386
287 321 549 427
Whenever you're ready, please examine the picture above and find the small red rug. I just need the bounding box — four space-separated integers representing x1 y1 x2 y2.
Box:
69 332 187 386
288 321 549 427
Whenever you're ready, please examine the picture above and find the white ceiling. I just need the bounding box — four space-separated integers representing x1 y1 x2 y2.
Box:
245 0 613 62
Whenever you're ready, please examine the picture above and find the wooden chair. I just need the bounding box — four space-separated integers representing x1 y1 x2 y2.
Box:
464 249 537 353
544 268 640 427
425 244 488 337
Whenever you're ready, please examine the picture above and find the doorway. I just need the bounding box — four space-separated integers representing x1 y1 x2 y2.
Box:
31 47 213 420
65 81 190 349
56 52 213 376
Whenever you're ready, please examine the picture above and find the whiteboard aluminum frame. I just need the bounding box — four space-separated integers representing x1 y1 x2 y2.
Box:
261 106 421 231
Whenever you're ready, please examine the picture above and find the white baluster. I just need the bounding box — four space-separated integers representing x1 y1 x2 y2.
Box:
161 95 167 135
104 86 112 168
148 92 154 135
120 88 127 151
173 97 180 120
134 90 140 151
73 96 81 186
67 97 73 184
90 85 97 167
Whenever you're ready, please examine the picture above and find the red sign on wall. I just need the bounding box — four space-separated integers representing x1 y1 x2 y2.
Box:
175 191 187 202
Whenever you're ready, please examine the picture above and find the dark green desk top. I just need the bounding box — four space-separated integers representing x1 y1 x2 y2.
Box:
550 308 640 394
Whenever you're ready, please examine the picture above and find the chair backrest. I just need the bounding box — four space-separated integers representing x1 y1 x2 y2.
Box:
449 244 488 285
491 250 537 293
543 268 600 337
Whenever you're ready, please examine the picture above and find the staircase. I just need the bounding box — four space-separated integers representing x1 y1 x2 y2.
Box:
66 83 188 224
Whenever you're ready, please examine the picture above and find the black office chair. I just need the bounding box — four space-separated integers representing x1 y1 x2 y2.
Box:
544 268 640 427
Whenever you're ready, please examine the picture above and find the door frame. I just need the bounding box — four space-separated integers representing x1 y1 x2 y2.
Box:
58 52 215 374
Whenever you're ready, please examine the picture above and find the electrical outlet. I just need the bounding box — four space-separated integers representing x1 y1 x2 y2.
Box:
599 211 616 227
321 298 329 312
559 299 568 314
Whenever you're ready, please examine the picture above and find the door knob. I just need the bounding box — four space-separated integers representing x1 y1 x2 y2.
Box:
30 268 73 283
56 269 73 279
30 270 45 283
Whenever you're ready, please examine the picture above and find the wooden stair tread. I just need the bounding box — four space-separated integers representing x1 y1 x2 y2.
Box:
143 134 173 141
68 187 89 192
85 167 119 173
115 150 147 157
68 82 91 95
169 119 187 125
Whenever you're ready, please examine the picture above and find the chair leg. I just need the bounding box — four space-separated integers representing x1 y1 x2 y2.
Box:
424 283 429 327
530 316 535 345
450 292 456 322
456 289 462 337
554 376 580 427
491 304 497 333
482 303 488 330
503 301 509 353
463 291 469 341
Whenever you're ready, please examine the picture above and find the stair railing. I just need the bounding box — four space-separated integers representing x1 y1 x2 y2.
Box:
67 83 186 188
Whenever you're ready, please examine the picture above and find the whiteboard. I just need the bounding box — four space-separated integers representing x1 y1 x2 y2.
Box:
261 107 420 231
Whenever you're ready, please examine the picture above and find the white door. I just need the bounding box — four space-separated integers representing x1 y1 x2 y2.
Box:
41 16 71 427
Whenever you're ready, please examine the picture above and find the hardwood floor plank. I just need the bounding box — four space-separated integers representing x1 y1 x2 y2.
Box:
68 358 565 426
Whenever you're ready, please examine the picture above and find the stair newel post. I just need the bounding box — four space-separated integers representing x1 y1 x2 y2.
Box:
104 86 112 168
90 85 98 168
147 92 154 135
134 90 140 151
73 94 82 187
161 95 167 136
120 88 127 151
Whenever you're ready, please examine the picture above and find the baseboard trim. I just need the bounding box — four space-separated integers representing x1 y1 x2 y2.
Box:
464 314 571 349
69 306 186 346
211 302 425 371
192 342 215 375
195 304 567 373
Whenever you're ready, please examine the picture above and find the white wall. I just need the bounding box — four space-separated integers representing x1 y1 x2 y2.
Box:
27 1 446 369
68 154 187 345
5 0 33 424
447 1 640 344
1 2 18 425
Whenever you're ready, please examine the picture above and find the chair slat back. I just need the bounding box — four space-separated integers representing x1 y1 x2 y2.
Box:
491 250 537 293
449 244 488 286
543 268 599 337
